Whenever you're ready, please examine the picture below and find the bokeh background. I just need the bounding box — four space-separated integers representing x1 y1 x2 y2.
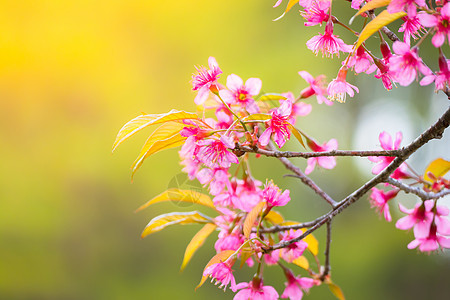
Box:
1 1 449 299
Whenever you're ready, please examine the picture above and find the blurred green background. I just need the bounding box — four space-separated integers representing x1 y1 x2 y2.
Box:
1 1 449 299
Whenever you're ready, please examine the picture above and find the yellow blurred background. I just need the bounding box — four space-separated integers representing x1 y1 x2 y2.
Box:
1 1 449 299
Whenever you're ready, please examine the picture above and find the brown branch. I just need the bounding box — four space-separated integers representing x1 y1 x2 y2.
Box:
258 217 326 234
320 220 332 281
386 177 450 200
264 106 450 251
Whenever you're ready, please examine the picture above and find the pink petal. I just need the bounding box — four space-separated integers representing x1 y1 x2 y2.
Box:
396 215 415 230
414 221 432 239
392 41 410 55
394 132 403 149
245 78 262 95
435 217 450 235
407 239 420 249
298 70 314 83
379 131 393 150
219 89 236 104
226 74 243 91
443 3 450 18
194 86 209 105
208 56 219 69
278 100 292 117
259 128 273 146
438 236 450 249
417 13 438 27
419 239 439 252
325 138 338 150
305 158 317 175
432 33 445 48
318 156 336 169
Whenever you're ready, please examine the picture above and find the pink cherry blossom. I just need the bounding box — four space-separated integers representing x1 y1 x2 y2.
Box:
351 0 365 10
301 0 330 27
396 200 434 239
368 131 410 179
327 66 359 103
280 229 308 263
215 231 244 252
418 3 450 47
387 0 427 17
234 278 279 300
374 59 396 91
197 167 229 196
263 180 291 208
305 138 338 174
346 46 377 74
306 21 353 58
204 260 237 292
369 188 399 222
281 92 312 125
434 204 450 236
298 71 331 105
259 100 293 148
219 74 262 114
389 41 431 86
282 271 317 300
192 57 222 105
407 223 450 252
399 16 423 45
196 135 239 169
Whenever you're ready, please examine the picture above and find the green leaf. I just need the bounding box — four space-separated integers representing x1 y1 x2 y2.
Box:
355 9 406 49
141 211 212 238
243 202 266 238
196 250 235 290
112 110 198 152
289 124 306 148
350 0 391 24
135 189 215 213
259 93 287 102
274 0 299 21
423 158 450 184
180 223 217 271
328 281 346 300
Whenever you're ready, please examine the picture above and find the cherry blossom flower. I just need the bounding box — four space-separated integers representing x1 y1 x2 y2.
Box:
234 278 279 300
192 57 222 105
280 229 308 262
215 231 244 252
298 71 331 105
204 260 237 291
368 131 410 179
282 271 317 300
281 92 312 125
374 58 396 91
263 180 291 208
305 138 338 174
197 167 229 195
433 57 450 92
327 66 359 103
399 16 423 45
389 41 431 86
259 100 293 148
196 135 239 169
387 0 427 17
434 204 450 236
301 0 330 26
369 188 399 222
306 21 353 58
418 3 450 47
219 74 262 114
407 223 450 252
396 200 434 239
351 0 365 10
346 46 377 74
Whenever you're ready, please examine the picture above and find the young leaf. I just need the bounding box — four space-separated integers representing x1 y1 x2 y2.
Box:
423 158 450 184
242 113 272 122
328 281 346 300
259 93 287 102
289 124 306 148
355 10 406 49
350 0 391 23
135 189 215 213
112 110 198 152
180 223 217 271
264 210 284 225
273 0 299 21
243 202 266 238
196 250 235 290
141 211 212 238
131 122 187 176
292 256 309 270
239 247 254 268
301 229 319 256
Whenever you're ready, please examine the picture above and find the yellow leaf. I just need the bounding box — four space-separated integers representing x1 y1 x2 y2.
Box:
350 0 391 23
180 223 217 271
300 229 319 256
423 158 450 184
141 211 212 238
274 0 299 21
289 124 306 148
242 113 272 122
259 93 287 102
196 250 235 290
135 189 215 213
355 10 406 49
264 210 284 225
328 282 346 300
112 110 198 152
239 247 253 268
292 256 309 270
243 202 266 238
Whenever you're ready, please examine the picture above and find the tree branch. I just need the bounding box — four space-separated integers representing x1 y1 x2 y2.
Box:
320 220 332 281
386 177 450 200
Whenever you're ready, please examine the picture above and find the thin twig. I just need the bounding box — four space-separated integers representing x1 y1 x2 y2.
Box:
257 217 326 233
386 177 450 200
320 220 332 281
